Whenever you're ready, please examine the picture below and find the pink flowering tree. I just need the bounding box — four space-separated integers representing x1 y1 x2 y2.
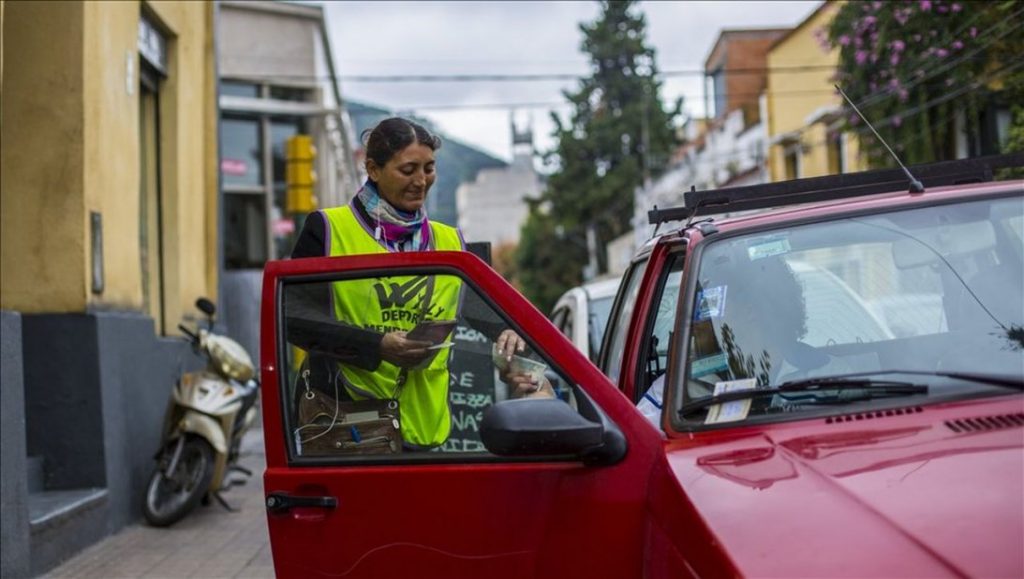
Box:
826 0 1024 167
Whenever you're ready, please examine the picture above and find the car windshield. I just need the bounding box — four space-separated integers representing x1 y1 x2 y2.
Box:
681 195 1023 424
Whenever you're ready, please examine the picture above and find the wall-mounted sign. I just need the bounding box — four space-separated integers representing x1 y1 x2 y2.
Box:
138 14 167 74
221 158 248 176
272 218 296 237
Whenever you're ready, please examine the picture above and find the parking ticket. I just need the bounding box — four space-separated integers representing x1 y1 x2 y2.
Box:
705 378 757 424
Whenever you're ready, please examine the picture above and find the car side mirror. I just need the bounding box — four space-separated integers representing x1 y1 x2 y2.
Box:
481 398 604 458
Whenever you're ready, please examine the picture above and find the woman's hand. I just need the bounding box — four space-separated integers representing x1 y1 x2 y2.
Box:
380 331 432 369
495 329 527 362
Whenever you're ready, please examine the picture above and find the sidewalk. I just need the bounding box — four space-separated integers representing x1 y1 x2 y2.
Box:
41 429 272 579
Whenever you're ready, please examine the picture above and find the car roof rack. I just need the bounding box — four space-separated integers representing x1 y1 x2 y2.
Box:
648 153 1024 224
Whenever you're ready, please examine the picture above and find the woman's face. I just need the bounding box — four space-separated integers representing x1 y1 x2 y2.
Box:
367 142 436 213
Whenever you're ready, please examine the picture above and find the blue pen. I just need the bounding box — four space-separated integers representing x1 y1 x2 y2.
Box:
350 425 362 443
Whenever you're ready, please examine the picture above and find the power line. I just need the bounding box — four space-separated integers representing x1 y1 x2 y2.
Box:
224 63 838 84
343 87 837 113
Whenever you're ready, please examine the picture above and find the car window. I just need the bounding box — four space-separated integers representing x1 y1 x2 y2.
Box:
638 254 685 401
551 305 572 341
678 196 1023 426
280 271 582 460
587 295 614 362
600 259 648 382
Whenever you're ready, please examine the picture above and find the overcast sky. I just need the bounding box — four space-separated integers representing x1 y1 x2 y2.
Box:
320 1 823 162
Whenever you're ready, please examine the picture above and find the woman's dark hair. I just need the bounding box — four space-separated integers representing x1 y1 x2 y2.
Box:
361 117 442 168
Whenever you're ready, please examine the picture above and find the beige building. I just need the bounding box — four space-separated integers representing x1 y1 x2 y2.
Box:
766 1 865 181
456 120 542 250
216 0 361 361
1 2 218 575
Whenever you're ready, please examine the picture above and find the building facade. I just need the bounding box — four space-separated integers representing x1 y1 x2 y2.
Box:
216 0 361 361
1 2 218 576
766 1 864 181
628 29 786 257
456 120 542 250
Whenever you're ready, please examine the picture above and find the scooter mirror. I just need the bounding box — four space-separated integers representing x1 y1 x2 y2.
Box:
195 297 216 317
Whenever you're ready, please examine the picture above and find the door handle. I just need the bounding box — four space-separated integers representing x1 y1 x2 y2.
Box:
266 492 338 513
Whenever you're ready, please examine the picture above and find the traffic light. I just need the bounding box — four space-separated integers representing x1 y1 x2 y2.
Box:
286 135 317 213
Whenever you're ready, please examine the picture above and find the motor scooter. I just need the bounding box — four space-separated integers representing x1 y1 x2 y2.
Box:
142 297 260 527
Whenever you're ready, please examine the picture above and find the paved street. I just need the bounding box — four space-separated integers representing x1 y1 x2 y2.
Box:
41 429 272 579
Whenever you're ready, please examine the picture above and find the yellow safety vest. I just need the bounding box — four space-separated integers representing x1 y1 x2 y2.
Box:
321 205 463 447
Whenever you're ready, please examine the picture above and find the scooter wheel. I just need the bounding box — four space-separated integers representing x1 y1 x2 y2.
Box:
142 437 215 527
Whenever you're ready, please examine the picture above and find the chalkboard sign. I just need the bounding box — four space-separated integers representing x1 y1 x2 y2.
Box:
438 323 501 452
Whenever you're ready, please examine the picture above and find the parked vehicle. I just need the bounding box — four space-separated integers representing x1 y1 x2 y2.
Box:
259 155 1023 578
549 276 620 361
142 298 260 527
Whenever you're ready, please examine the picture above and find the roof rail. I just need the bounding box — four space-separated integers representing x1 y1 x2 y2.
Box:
648 153 1024 224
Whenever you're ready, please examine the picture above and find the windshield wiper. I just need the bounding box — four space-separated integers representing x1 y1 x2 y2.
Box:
929 371 1024 390
678 377 928 417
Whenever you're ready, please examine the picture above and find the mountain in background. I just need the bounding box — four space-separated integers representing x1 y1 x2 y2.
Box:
347 101 508 227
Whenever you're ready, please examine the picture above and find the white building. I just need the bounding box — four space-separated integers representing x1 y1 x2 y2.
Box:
456 121 543 249
218 0 361 360
630 106 769 250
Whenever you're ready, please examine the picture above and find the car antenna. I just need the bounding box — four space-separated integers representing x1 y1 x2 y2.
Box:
835 84 924 194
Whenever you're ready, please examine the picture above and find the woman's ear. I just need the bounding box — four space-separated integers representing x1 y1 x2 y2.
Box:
366 159 381 182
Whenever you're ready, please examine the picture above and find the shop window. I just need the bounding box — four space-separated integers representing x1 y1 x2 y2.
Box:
225 193 268 269
221 116 264 187
270 119 305 260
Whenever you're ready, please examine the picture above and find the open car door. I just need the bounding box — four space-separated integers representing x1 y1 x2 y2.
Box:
260 251 664 579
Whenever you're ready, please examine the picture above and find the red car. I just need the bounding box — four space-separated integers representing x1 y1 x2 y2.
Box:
260 155 1023 578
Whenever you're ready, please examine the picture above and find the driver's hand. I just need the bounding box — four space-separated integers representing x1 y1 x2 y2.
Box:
505 372 555 399
380 331 432 369
495 329 526 362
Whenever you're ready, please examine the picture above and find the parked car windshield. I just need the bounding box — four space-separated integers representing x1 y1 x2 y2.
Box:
681 195 1023 424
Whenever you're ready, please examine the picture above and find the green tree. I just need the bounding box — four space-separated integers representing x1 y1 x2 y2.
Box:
517 0 680 310
827 0 1024 167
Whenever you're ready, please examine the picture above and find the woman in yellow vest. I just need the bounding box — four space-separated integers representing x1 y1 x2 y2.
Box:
290 117 550 449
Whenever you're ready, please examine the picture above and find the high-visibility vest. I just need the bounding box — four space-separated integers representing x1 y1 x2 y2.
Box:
321 205 463 447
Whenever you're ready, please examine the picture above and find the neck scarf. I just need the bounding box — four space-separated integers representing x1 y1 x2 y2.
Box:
353 180 431 252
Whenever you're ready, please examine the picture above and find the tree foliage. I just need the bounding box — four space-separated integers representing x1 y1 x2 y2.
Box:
826 0 1024 167
516 0 680 311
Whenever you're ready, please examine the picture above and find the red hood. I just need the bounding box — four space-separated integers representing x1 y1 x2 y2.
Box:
665 396 1024 577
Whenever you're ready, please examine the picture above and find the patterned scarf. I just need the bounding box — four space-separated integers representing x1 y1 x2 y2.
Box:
354 180 431 252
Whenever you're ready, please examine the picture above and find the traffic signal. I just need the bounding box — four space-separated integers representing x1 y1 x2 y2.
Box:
286 135 317 213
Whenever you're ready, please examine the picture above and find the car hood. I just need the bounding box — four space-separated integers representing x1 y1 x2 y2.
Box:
664 397 1024 578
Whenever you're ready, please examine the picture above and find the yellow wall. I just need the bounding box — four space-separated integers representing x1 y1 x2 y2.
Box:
766 1 864 180
1 1 87 312
2 1 217 333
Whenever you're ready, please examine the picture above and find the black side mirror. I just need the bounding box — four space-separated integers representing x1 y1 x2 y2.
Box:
481 398 604 458
195 298 216 328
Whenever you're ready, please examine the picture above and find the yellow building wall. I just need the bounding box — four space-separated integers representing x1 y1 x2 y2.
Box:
1 1 88 312
766 1 864 181
2 1 217 332
82 1 141 310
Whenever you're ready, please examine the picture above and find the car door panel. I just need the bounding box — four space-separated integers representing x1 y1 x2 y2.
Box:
260 251 663 579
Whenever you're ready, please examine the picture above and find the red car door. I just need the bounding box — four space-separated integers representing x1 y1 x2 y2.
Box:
260 251 664 579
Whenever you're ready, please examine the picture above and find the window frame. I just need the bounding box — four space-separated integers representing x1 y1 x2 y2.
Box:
596 256 650 382
276 264 622 467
